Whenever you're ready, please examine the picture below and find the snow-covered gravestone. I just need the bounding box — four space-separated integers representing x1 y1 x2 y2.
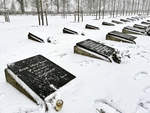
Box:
28 32 45 43
85 24 99 30
120 19 130 22
122 26 146 35
141 21 150 25
74 39 121 63
133 24 150 31
5 55 76 111
111 20 123 24
102 22 115 26
106 30 137 44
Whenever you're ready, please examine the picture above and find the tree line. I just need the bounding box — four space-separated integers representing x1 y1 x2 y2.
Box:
1 0 150 23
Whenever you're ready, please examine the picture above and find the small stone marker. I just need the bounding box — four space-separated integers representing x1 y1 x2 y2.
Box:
126 18 135 21
85 24 99 30
5 55 76 110
74 39 121 63
106 31 137 44
28 32 44 43
147 20 150 22
102 22 115 26
141 21 150 25
131 17 140 20
133 24 150 31
122 26 146 35
120 19 130 22
112 20 123 24
63 27 78 35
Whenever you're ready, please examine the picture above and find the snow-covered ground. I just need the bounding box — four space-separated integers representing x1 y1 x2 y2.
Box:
0 15 150 113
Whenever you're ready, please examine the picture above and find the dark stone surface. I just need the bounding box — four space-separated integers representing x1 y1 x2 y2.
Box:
141 21 150 25
102 22 115 26
112 20 123 24
126 18 135 21
133 24 148 30
76 39 115 58
8 55 76 100
123 26 146 34
63 27 78 35
107 31 137 41
28 33 44 43
120 19 130 22
85 24 99 30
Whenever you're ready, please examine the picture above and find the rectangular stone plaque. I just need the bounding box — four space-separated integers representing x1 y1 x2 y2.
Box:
74 39 121 63
5 55 76 107
106 31 137 44
122 26 146 35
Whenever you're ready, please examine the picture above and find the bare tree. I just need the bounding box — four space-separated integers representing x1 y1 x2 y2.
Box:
17 0 25 13
3 0 10 22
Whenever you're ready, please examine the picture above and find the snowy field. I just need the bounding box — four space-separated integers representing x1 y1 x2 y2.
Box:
0 15 150 113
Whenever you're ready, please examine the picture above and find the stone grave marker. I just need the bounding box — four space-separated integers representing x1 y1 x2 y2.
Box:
74 39 121 63
28 32 44 43
85 24 99 30
5 55 76 110
112 20 123 24
120 19 130 22
102 22 115 26
133 24 150 31
126 18 136 21
63 27 78 35
106 31 137 44
122 26 146 35
141 21 150 25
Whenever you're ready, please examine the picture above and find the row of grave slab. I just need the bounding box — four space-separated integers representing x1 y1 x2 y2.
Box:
4 15 150 112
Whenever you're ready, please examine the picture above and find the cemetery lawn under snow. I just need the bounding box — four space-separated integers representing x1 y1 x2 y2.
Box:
0 15 150 113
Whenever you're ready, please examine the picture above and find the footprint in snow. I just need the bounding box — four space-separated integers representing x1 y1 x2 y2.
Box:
134 71 150 80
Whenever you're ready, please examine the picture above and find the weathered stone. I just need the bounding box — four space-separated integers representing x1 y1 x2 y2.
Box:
102 22 115 26
85 24 99 30
74 39 121 63
120 19 130 22
112 20 123 24
28 33 44 43
63 27 78 35
122 26 146 35
106 30 137 44
5 55 76 110
141 21 150 25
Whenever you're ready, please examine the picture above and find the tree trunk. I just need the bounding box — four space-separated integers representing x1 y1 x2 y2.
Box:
36 0 41 25
40 0 44 25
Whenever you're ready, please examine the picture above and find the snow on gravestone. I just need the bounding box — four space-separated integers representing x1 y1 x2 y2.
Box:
5 55 76 109
106 30 137 44
74 39 121 64
122 26 146 35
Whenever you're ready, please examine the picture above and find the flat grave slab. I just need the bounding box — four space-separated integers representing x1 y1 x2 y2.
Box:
5 55 76 110
133 24 150 31
112 20 123 24
120 19 130 22
63 27 78 35
141 21 150 25
126 18 136 21
28 32 45 43
85 24 99 30
74 39 121 63
122 26 146 35
102 22 115 26
106 30 137 44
